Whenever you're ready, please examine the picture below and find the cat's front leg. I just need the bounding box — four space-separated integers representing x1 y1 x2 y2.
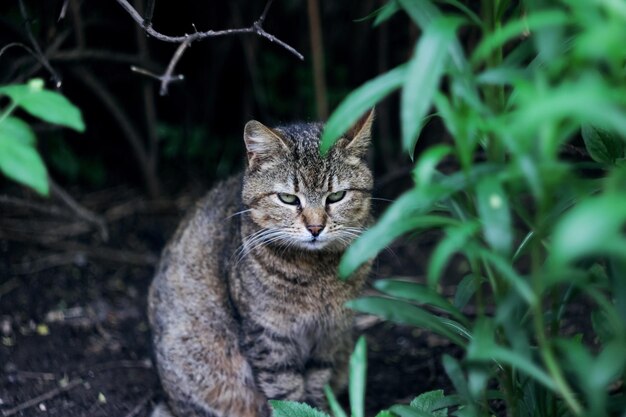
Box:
303 329 354 409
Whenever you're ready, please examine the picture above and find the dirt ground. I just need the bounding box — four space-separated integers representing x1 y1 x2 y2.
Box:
0 185 460 417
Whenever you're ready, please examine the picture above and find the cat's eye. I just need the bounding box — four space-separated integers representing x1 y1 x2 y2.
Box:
326 190 346 204
278 193 300 205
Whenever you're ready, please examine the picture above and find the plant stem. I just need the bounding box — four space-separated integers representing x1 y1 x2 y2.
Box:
0 101 18 125
481 0 506 163
530 216 583 416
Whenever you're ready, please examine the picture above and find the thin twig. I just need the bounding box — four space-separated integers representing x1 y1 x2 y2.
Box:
1 379 83 417
49 178 109 241
0 231 158 266
115 0 304 94
18 0 62 87
58 0 70 21
0 42 36 61
123 391 155 417
143 0 155 27
0 194 69 218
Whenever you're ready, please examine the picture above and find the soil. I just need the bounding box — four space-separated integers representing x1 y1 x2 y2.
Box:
0 185 460 417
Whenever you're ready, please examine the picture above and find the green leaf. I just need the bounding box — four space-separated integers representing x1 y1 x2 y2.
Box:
476 177 512 256
0 82 85 132
349 336 367 417
453 274 484 310
347 297 468 347
398 0 440 28
412 145 453 186
323 385 347 417
468 322 556 391
410 390 448 416
375 279 468 325
390 405 436 417
551 194 626 266
320 65 406 155
0 116 36 146
427 222 480 288
591 340 626 390
441 355 471 400
476 248 536 305
374 1 401 26
581 124 625 165
374 412 394 417
0 134 48 195
339 188 458 278
270 401 330 417
435 0 481 27
402 17 462 158
471 10 569 65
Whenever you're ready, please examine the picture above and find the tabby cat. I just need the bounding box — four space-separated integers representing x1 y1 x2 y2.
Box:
148 111 375 417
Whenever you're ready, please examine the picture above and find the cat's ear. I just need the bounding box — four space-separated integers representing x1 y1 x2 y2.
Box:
244 120 290 168
344 108 374 157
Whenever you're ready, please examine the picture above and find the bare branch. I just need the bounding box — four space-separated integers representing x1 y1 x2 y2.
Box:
158 36 191 95
1 379 83 417
58 0 70 21
49 178 109 241
114 0 304 94
18 0 62 87
143 0 156 27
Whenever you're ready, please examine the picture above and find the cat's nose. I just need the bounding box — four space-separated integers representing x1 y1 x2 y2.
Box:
306 224 325 237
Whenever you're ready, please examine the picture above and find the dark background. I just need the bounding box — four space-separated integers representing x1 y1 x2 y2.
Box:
0 0 419 197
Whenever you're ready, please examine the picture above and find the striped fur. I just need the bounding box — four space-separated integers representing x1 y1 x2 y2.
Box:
149 113 374 417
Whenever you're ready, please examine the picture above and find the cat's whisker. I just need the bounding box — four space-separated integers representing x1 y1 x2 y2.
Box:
367 197 394 203
225 208 253 220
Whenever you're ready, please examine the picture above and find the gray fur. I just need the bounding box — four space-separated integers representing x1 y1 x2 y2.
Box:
149 113 374 417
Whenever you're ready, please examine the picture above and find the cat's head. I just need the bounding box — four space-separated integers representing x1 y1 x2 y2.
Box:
241 111 374 252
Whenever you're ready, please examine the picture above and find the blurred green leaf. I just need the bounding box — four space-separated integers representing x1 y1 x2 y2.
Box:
320 65 406 155
402 16 462 158
453 274 484 310
349 336 367 417
551 194 626 265
339 188 458 278
0 116 36 145
477 248 536 305
374 412 394 417
374 1 400 26
442 355 472 400
610 258 626 325
591 340 626 391
476 176 512 256
323 385 347 417
0 134 48 195
269 401 330 417
390 405 435 417
505 77 626 146
375 279 468 325
398 0 440 28
0 82 85 132
410 389 448 416
471 10 569 65
347 297 468 346
427 222 479 288
435 0 481 27
591 310 614 344
581 124 625 165
469 321 556 391
412 145 453 186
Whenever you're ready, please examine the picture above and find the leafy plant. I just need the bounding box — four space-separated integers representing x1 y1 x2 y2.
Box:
277 0 626 416
0 78 85 195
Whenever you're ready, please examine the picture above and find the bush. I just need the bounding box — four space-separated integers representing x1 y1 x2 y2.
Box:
275 0 626 416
